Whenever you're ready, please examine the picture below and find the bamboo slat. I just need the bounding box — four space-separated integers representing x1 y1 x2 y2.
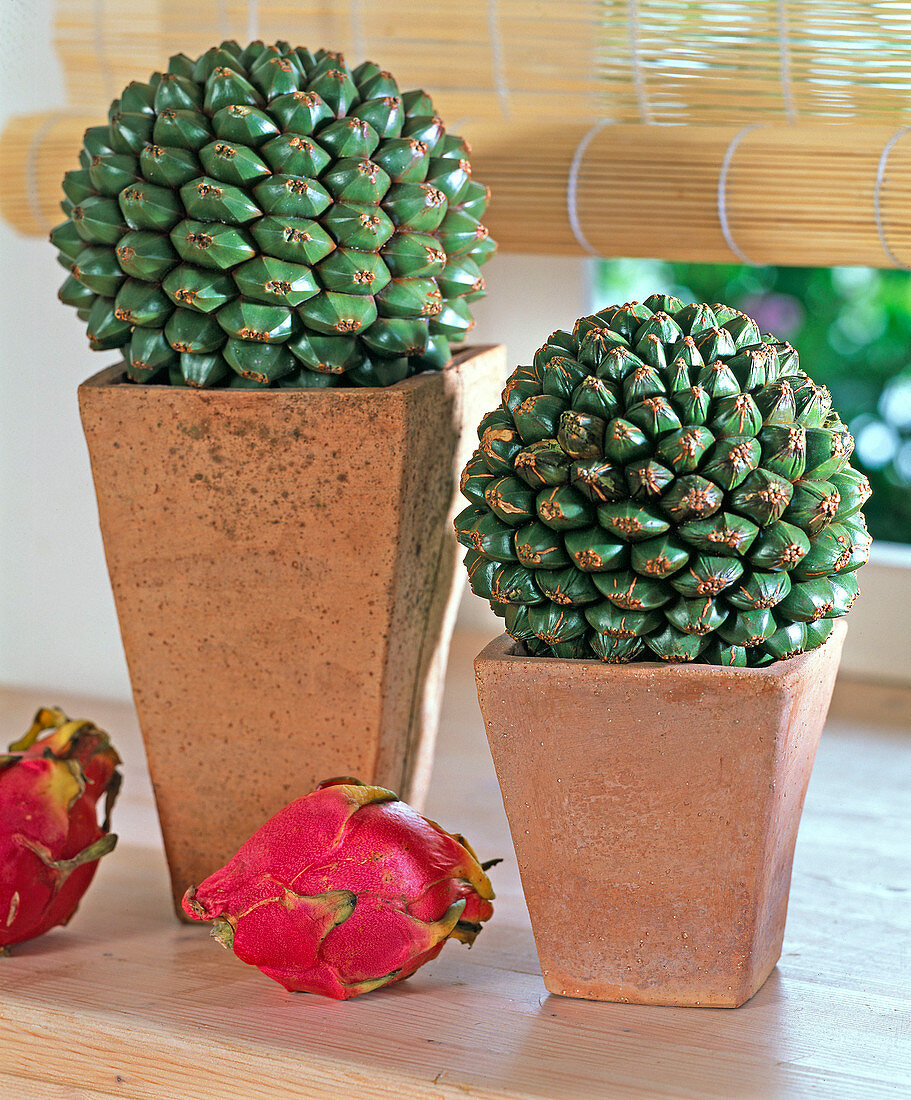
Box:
5 0 911 261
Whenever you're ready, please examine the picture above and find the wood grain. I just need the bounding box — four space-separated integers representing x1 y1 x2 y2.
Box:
0 631 908 1099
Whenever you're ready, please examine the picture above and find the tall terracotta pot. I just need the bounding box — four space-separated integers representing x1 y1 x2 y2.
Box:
79 345 506 915
475 619 846 1008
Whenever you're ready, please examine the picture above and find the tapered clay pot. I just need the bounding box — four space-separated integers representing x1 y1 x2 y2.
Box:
475 619 846 1008
79 345 506 915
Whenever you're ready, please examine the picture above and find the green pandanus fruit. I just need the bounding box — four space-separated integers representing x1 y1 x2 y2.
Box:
456 295 872 666
183 778 496 998
0 708 121 952
52 40 495 388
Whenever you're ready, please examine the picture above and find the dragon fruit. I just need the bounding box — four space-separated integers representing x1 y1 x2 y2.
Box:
1 707 121 952
183 777 496 998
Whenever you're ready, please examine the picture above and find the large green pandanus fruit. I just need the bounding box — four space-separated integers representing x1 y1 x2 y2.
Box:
456 295 872 666
52 40 495 388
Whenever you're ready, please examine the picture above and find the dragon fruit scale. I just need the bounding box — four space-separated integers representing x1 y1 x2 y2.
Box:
183 778 496 998
0 708 122 952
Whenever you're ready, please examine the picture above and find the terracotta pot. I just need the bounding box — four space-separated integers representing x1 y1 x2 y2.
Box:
475 619 846 1008
79 345 506 916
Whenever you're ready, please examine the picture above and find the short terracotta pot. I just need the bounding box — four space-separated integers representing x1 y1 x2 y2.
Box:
79 345 505 916
475 619 846 1008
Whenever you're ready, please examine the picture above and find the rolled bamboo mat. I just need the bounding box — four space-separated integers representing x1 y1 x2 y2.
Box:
470 120 911 266
8 112 911 269
0 112 98 237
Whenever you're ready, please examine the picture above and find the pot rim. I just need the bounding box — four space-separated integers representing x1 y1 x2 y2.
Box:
475 617 847 681
78 344 495 397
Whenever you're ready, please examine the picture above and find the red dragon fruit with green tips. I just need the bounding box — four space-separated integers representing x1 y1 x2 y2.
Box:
183 777 496 998
1 708 121 953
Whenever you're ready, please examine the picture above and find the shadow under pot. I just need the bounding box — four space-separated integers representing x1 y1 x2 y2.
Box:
78 345 506 917
474 618 846 1008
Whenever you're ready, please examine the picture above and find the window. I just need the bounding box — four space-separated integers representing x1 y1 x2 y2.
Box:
597 260 911 544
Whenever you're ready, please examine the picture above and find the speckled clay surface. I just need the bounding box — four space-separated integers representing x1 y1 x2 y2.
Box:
475 618 846 1008
79 345 506 916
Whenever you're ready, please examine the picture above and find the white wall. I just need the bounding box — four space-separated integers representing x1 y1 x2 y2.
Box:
1 221 132 698
0 1 134 698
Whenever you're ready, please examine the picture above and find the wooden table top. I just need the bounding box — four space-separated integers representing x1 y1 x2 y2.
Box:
1 632 909 1099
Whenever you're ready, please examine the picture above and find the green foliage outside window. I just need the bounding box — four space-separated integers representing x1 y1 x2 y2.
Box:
596 260 911 544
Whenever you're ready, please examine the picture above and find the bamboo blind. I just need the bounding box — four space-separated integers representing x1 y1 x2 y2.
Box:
5 0 911 265
473 120 911 267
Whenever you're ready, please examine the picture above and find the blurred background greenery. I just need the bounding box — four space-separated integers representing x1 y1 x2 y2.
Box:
595 261 911 544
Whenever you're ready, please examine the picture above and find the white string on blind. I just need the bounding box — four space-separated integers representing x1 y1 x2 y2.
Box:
627 0 652 124
349 0 367 69
874 126 911 273
25 113 64 231
776 0 797 123
486 0 512 119
716 123 765 266
567 120 615 256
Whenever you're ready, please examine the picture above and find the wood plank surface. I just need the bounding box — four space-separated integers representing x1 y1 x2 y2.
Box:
0 632 909 1099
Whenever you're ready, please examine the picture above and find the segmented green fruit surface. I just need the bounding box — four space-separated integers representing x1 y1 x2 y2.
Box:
52 40 495 388
456 294 872 665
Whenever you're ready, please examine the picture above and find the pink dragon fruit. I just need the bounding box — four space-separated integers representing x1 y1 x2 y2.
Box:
183 778 496 998
1 707 121 952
